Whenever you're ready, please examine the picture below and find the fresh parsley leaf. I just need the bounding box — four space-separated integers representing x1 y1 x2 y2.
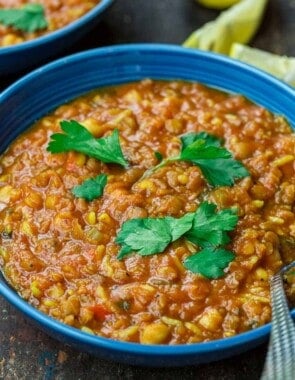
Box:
116 218 172 259
116 201 238 279
183 248 235 279
0 4 48 33
179 134 249 186
185 202 238 248
165 213 195 241
47 120 128 167
71 174 107 201
180 132 222 149
116 212 194 259
194 155 249 187
142 132 249 187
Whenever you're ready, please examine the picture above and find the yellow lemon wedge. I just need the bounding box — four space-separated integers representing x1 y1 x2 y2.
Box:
197 0 241 10
230 43 295 86
183 0 268 54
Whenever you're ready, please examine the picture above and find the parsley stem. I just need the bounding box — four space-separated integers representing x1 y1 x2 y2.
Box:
139 131 249 187
140 156 180 180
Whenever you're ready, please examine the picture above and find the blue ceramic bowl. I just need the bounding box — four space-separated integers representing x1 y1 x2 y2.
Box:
0 44 294 367
0 0 113 75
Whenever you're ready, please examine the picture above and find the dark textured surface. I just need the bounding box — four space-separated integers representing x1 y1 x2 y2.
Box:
0 0 294 379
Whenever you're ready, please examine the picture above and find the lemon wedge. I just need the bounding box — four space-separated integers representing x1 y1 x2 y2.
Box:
197 0 240 9
183 0 268 54
230 43 295 86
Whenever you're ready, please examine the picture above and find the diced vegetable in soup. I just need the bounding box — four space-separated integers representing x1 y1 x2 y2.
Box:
0 0 101 47
0 79 294 344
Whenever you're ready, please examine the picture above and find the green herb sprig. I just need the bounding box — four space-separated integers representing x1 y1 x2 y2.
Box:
71 174 107 201
184 202 238 248
47 121 243 277
143 132 249 187
116 201 239 279
47 120 128 167
116 213 194 259
184 248 235 279
0 4 48 33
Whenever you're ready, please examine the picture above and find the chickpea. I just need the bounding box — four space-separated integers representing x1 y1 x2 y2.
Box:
140 322 170 344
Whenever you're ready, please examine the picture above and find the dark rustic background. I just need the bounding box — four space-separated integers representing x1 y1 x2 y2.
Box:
1 0 294 379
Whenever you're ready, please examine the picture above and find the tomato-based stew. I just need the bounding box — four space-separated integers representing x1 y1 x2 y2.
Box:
0 79 294 344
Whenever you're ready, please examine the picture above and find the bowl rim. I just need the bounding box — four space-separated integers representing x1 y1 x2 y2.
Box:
0 43 295 359
0 0 113 55
1 43 295 103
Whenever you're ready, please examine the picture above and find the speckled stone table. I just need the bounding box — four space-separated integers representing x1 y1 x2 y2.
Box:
1 0 294 379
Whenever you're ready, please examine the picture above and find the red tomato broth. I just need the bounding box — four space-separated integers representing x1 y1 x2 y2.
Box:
0 79 295 344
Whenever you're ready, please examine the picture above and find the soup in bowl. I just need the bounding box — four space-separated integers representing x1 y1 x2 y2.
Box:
0 44 294 366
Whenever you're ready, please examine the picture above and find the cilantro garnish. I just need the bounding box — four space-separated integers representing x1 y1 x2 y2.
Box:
116 201 238 279
46 119 243 279
116 213 194 259
47 120 128 167
143 132 249 187
184 202 238 248
0 4 48 33
72 174 107 201
183 248 235 279
182 202 238 278
181 131 221 149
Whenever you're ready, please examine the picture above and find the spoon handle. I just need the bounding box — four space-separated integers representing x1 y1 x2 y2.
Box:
260 273 295 380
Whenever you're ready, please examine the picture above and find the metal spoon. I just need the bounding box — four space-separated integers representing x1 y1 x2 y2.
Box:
260 261 295 380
